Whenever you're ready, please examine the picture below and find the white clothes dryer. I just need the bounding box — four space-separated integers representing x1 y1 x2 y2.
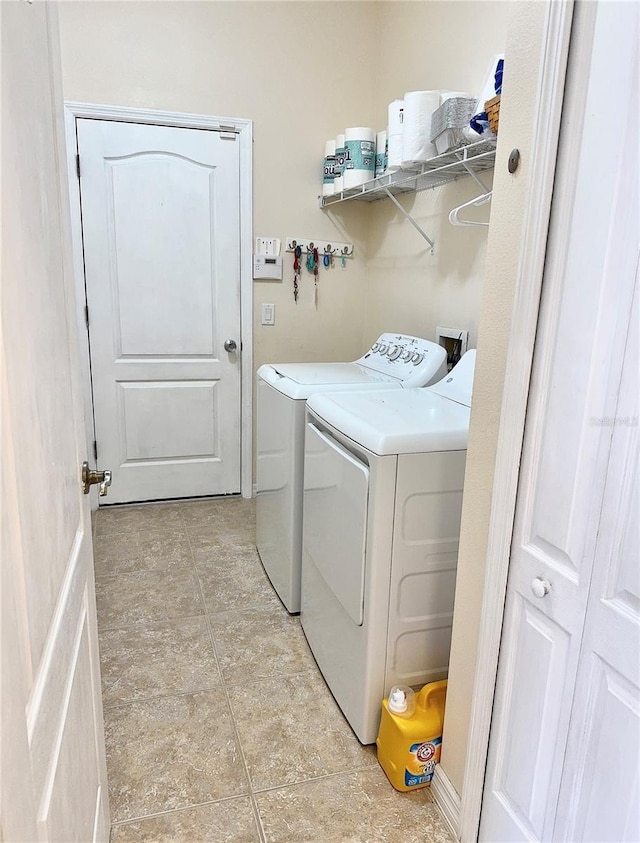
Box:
300 351 476 744
256 334 447 613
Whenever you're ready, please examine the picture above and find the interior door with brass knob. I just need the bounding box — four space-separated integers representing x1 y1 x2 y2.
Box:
2 6 110 838
77 118 242 503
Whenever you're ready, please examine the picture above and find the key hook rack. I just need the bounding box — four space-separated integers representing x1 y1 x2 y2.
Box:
285 237 354 258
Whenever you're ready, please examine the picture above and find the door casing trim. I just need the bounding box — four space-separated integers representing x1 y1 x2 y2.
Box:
63 102 253 501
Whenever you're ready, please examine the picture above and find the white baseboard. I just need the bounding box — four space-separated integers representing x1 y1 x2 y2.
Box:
432 766 461 840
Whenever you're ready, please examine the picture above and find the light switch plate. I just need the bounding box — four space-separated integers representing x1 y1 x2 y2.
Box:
255 237 281 256
261 303 275 326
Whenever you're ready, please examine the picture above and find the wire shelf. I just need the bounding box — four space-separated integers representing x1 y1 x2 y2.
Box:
319 138 497 207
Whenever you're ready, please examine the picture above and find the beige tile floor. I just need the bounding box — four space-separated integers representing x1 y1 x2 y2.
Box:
94 497 455 843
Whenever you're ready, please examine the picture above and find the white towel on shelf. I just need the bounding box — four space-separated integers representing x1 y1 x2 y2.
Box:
386 99 404 171
401 90 440 166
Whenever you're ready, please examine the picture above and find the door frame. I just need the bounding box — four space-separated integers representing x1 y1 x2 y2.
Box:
452 1 575 840
63 102 254 501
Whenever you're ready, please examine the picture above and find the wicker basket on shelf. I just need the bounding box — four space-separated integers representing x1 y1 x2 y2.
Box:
485 94 501 135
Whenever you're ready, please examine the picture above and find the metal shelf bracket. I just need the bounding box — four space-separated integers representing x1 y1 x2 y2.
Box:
382 188 435 251
461 160 491 194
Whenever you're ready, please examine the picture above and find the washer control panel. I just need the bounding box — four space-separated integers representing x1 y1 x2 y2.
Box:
357 333 447 386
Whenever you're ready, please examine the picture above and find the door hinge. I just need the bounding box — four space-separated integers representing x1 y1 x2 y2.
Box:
76 154 81 179
84 304 89 329
93 440 98 460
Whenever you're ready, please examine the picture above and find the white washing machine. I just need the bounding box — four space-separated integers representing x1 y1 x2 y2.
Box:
300 350 476 744
256 334 447 613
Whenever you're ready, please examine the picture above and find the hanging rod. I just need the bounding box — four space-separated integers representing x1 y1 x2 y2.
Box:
382 188 435 251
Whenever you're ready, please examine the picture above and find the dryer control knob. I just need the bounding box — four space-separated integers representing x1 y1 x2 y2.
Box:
378 344 388 354
412 352 424 365
388 346 402 361
402 351 413 362
371 343 380 352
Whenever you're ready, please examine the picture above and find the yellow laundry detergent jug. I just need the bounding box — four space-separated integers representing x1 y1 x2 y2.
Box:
376 679 448 792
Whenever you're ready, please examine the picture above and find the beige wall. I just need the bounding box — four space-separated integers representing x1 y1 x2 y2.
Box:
362 2 508 347
58 0 510 364
440 0 551 795
58 1 379 371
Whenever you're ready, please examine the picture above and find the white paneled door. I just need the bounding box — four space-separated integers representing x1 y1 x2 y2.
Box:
1 2 109 840
77 119 241 504
552 277 639 843
480 2 639 841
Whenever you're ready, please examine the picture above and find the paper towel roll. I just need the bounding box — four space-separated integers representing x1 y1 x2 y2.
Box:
343 127 375 189
375 130 387 177
334 132 346 193
401 90 440 166
386 100 404 171
322 139 336 197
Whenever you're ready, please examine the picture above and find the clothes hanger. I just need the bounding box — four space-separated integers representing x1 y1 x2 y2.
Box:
449 190 492 227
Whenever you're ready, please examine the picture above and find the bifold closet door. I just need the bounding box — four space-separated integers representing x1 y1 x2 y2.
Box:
480 2 639 840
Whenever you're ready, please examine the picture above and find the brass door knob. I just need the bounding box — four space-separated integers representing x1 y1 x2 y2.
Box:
81 461 112 496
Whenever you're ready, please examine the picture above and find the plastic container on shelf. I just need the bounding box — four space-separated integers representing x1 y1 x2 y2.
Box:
376 679 448 792
430 97 477 155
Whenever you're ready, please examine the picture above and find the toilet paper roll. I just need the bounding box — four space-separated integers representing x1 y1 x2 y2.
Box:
375 130 387 177
334 132 346 193
343 127 375 189
322 139 336 197
386 99 404 171
401 90 440 166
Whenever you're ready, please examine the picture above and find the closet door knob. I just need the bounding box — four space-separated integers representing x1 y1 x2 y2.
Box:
224 339 238 353
530 577 551 598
